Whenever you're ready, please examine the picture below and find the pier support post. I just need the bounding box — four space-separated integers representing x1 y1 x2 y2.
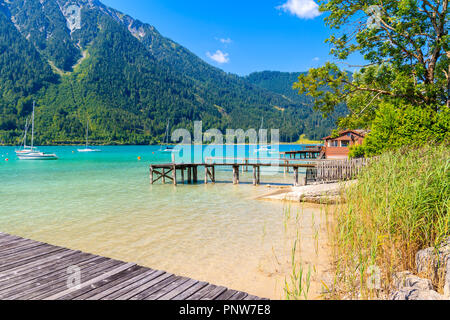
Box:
233 165 239 185
293 167 299 187
150 166 154 184
205 166 208 184
193 166 198 184
256 166 261 185
181 168 185 184
252 166 257 186
172 165 177 186
187 166 192 184
212 166 216 183
162 168 166 184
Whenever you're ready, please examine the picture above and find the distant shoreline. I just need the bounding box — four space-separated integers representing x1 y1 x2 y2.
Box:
0 142 323 147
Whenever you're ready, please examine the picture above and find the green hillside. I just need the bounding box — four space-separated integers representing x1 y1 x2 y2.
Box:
246 71 348 140
0 0 341 145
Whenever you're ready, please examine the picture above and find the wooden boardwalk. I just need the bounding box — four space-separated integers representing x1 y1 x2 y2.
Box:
150 162 316 187
0 232 266 301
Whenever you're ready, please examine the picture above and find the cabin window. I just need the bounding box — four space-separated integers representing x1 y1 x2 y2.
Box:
341 140 349 147
329 141 338 147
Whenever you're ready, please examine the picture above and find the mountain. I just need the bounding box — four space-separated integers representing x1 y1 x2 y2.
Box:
0 0 341 145
246 71 348 140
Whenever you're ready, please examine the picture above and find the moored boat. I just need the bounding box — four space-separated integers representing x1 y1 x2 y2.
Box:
17 101 58 161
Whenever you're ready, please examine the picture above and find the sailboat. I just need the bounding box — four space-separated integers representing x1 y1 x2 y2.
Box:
15 117 34 155
77 119 101 153
160 119 174 153
17 101 58 160
254 117 272 153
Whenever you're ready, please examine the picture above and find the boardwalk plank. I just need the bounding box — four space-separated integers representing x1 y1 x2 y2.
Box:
128 274 178 300
200 286 228 300
0 236 28 247
156 278 198 300
99 270 164 300
144 277 193 300
0 251 92 288
0 242 47 259
24 259 121 300
215 289 239 300
0 249 82 280
56 264 142 300
186 284 218 300
0 256 108 299
75 267 151 300
229 291 249 300
170 281 209 300
0 248 67 273
115 272 173 300
47 262 136 300
0 249 78 282
0 233 265 300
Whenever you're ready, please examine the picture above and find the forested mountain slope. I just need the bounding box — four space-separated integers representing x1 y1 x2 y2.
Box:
0 0 341 145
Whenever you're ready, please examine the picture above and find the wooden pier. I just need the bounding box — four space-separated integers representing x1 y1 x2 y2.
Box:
0 232 266 300
150 157 371 187
150 162 316 187
280 146 325 160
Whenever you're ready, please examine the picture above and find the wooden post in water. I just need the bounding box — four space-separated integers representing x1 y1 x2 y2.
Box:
257 166 261 185
172 165 177 186
162 168 166 184
181 167 185 184
293 167 299 187
233 165 239 185
205 166 208 184
193 166 198 184
187 166 192 184
252 166 257 186
212 166 216 183
150 166 154 184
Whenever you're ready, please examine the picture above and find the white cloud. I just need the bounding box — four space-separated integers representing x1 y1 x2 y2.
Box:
206 50 230 64
277 0 321 19
219 38 233 44
312 57 320 61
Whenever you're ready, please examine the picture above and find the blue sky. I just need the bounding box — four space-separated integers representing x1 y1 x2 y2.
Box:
101 0 364 76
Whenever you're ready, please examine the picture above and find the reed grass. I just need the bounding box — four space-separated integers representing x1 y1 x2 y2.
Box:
330 145 449 299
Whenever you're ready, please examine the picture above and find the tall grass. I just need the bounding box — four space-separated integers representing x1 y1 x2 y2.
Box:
331 145 449 299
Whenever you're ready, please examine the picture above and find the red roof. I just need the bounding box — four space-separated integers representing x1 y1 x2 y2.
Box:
322 129 367 140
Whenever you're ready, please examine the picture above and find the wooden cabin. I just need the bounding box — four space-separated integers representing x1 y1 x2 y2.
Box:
322 130 366 159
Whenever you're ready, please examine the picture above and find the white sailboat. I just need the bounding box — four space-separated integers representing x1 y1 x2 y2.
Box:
15 117 34 155
254 117 272 153
17 101 58 160
78 119 101 153
160 119 174 153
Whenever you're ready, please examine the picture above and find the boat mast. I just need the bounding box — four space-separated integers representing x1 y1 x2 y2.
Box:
22 118 29 148
165 119 170 145
31 101 35 149
86 119 89 148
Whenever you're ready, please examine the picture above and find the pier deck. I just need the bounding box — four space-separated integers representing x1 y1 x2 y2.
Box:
150 162 317 186
0 232 265 300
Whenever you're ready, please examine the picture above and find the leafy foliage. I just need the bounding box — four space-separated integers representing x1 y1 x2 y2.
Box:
361 103 449 156
294 0 449 155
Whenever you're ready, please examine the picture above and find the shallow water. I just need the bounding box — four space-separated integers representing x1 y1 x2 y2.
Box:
0 145 322 299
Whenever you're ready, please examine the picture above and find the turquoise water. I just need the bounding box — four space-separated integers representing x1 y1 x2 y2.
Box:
0 145 317 298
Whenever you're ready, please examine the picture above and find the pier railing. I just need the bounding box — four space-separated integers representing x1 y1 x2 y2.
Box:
316 158 369 183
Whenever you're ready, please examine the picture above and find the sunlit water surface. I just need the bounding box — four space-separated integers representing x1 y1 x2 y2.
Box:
0 145 320 299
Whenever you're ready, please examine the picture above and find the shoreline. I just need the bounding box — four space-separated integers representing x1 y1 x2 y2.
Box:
256 181 356 204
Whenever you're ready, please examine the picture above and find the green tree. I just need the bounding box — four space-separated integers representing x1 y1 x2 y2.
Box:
294 0 449 130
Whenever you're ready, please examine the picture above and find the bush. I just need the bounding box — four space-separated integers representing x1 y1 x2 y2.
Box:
354 103 449 157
